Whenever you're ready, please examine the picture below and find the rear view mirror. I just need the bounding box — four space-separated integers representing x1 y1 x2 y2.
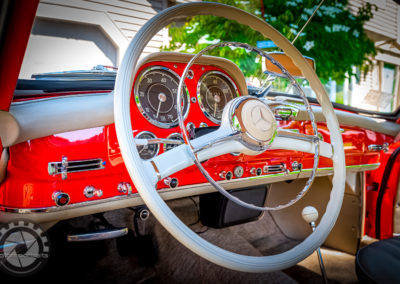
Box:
263 52 315 79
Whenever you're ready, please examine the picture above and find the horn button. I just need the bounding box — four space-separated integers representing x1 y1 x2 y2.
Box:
230 98 277 150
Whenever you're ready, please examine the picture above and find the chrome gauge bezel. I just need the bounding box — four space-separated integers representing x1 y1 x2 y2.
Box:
196 70 240 124
134 66 190 129
135 131 160 160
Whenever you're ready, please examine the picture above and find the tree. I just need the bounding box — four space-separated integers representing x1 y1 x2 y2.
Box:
163 0 376 83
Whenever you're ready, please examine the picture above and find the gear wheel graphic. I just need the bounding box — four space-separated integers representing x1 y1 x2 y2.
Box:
0 219 50 277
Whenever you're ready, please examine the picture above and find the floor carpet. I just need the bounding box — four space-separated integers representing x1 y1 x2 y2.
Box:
0 197 359 283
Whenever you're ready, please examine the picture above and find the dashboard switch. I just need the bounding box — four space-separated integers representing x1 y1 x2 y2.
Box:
219 171 233 180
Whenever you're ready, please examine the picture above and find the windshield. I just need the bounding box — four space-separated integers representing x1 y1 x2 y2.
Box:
19 0 399 113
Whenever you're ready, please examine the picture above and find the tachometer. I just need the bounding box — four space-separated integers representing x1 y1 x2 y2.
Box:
197 71 239 124
134 66 190 128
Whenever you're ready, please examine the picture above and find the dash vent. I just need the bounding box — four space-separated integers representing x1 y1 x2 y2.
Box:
48 157 105 180
263 164 285 174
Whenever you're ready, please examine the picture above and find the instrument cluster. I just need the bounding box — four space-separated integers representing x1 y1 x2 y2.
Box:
131 59 242 160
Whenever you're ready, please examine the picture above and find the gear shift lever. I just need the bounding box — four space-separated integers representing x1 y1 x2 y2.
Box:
302 206 328 284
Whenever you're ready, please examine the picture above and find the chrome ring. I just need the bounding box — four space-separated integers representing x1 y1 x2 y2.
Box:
134 66 190 129
196 70 240 124
176 41 320 211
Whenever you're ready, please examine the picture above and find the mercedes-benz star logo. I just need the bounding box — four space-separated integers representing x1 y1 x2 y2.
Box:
0 220 50 277
251 105 272 131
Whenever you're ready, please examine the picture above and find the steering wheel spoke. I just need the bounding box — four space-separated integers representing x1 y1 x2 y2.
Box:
272 130 333 158
144 128 245 185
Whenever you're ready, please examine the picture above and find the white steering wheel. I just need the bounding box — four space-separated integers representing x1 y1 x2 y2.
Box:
114 2 345 272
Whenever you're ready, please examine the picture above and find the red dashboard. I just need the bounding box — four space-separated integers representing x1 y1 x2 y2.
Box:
0 59 392 210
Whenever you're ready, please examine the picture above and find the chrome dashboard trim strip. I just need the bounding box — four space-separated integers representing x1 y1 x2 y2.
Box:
0 163 380 214
67 227 128 242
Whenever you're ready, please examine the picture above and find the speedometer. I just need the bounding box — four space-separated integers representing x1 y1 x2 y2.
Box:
197 71 239 124
134 66 190 128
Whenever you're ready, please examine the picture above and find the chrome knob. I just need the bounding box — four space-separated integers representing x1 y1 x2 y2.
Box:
250 167 262 176
164 177 178 188
52 191 70 206
84 186 103 198
233 166 244 178
219 171 233 180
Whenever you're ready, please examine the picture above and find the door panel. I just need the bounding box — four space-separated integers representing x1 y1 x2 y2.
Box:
365 142 400 239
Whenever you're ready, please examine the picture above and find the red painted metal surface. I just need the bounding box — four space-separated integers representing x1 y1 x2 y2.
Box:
0 61 389 210
364 142 400 239
0 0 39 111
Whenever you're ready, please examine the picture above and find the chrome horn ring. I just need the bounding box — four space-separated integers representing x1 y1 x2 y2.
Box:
176 41 320 211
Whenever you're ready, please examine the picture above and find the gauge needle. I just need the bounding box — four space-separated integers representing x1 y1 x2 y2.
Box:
213 93 221 117
156 93 167 118
214 101 217 117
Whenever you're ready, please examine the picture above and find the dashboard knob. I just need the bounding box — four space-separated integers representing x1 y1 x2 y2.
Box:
117 182 132 194
302 206 319 224
233 166 244 178
84 186 103 198
52 191 70 206
138 208 150 221
219 171 233 180
250 168 262 176
164 177 178 188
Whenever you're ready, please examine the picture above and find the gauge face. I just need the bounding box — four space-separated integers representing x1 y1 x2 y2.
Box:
135 66 190 128
136 132 159 160
197 71 239 124
163 133 184 152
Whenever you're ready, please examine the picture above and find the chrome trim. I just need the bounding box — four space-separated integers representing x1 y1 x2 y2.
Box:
134 137 183 146
196 70 240 124
270 104 299 121
84 185 103 198
368 143 389 152
67 227 128 242
135 131 160 160
177 41 320 212
163 132 184 152
0 163 380 214
48 157 105 179
264 164 285 174
134 66 190 129
276 130 318 142
0 194 140 213
52 191 70 207
150 160 162 181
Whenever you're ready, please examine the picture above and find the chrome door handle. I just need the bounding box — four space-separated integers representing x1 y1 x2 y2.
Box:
368 143 389 152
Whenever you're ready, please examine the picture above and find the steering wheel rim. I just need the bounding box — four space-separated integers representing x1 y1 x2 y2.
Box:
114 2 346 273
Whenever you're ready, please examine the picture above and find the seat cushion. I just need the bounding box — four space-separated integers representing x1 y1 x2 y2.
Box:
356 237 400 284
